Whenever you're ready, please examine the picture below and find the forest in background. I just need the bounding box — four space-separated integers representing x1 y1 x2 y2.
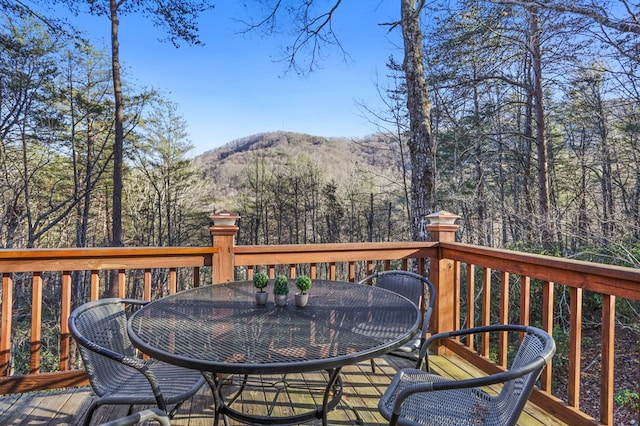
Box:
2 2 639 270
1 3 640 414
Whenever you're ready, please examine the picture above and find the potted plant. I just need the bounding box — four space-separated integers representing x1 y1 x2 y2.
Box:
294 275 312 307
273 274 289 306
253 271 269 305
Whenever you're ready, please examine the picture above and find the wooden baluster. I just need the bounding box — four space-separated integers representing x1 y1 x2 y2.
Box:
568 287 582 407
169 268 177 295
193 266 200 288
268 265 275 279
1 273 13 376
117 269 126 298
59 271 72 371
90 270 99 301
247 265 254 280
498 271 509 368
600 294 615 425
329 262 336 280
481 267 491 358
289 264 296 278
418 257 426 276
452 260 460 334
30 272 42 374
466 264 475 348
310 263 317 279
144 269 152 301
541 280 554 392
366 261 374 276
520 276 530 327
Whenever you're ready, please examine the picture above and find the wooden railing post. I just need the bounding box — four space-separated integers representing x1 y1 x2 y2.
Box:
210 210 240 284
426 210 460 340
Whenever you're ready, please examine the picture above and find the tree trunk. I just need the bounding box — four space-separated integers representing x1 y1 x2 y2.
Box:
109 0 124 296
529 6 553 250
400 0 436 242
110 0 124 249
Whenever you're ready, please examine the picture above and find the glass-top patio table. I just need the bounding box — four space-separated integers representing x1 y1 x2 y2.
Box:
127 279 420 425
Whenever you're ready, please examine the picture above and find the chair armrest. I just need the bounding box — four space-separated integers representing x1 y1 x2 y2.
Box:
417 324 552 369
392 356 547 417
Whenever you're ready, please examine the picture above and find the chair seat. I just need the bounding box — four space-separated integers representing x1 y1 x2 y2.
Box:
351 323 421 354
379 369 502 426
393 336 421 352
351 323 421 341
92 358 205 405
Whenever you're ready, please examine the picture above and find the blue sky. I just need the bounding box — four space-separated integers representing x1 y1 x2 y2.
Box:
57 2 403 157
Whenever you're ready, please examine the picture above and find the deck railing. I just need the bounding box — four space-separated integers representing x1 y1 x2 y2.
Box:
0 211 638 425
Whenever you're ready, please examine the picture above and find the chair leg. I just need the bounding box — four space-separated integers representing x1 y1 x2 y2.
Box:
168 401 185 418
371 358 376 373
83 400 100 426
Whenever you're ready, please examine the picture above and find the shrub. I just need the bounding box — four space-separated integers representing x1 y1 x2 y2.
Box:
614 389 639 410
273 275 289 295
253 272 269 292
295 275 312 293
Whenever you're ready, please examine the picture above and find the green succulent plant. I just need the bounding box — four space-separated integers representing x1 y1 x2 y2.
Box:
295 275 312 294
273 274 290 295
253 272 269 292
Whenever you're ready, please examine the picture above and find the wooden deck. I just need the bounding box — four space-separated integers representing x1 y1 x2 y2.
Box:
0 354 568 425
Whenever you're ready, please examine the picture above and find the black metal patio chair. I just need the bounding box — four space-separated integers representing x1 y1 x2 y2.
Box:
378 324 556 426
69 298 207 426
357 270 436 371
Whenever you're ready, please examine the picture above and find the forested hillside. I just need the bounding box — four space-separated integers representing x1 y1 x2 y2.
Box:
193 131 411 245
194 131 399 208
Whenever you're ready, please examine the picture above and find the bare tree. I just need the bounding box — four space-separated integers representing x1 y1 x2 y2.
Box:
243 0 436 241
54 0 214 250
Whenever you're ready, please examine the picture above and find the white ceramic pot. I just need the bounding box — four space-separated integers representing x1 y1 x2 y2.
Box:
255 291 268 305
295 293 309 307
274 294 288 306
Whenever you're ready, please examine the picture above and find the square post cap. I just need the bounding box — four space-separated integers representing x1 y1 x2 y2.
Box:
210 210 240 227
426 210 460 226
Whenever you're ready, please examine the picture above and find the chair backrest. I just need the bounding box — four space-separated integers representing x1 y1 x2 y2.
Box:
360 270 435 314
359 270 436 341
492 326 556 425
69 298 140 397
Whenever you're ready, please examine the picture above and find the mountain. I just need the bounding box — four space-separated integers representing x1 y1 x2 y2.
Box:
192 131 402 211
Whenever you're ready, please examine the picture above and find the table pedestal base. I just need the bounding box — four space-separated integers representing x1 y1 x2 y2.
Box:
204 368 348 425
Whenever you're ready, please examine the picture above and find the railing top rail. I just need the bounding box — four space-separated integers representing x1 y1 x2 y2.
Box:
0 247 216 259
0 247 217 273
233 241 438 265
233 241 438 253
440 242 640 300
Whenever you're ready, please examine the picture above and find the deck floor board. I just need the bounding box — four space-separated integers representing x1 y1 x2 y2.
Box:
0 355 567 425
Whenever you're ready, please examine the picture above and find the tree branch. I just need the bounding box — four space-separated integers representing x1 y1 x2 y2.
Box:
495 0 640 34
241 0 348 75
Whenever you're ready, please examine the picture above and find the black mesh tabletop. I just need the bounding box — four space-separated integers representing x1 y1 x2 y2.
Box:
128 280 420 374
